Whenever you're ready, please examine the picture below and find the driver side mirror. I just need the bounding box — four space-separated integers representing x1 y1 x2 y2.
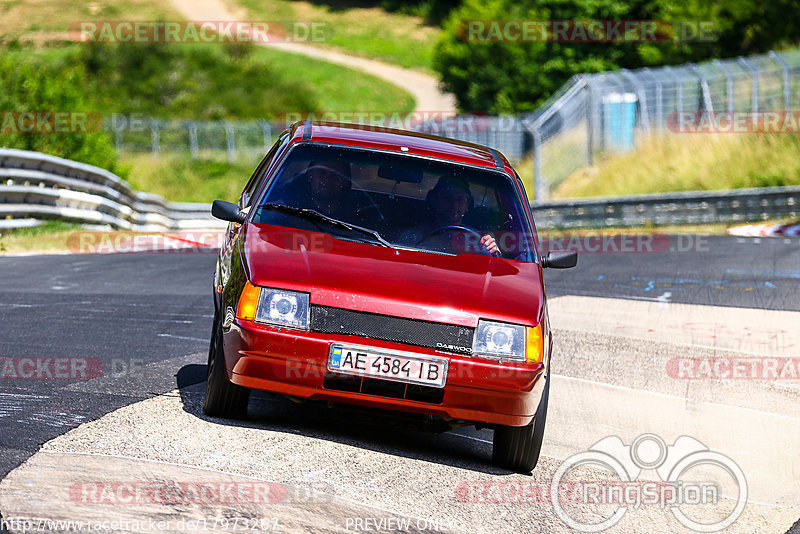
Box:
542 250 578 269
211 200 247 224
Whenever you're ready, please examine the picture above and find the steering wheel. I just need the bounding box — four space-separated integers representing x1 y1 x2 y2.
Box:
355 201 385 223
416 225 492 255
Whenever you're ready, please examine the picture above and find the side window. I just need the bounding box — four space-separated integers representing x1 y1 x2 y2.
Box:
239 131 289 208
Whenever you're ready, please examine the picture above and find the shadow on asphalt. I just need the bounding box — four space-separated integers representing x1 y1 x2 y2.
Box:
174 364 512 476
176 364 207 390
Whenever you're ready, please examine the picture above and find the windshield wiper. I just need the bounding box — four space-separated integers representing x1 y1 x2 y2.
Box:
260 203 392 248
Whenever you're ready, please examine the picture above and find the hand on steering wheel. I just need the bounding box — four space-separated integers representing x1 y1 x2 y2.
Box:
416 225 497 256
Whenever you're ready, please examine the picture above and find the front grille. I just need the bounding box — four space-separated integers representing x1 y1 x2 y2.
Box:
310 305 474 355
323 372 445 404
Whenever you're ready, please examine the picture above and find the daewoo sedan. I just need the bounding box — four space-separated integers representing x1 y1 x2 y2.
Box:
206 121 576 472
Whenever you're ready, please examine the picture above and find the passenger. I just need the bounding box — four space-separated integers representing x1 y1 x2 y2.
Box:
399 176 499 255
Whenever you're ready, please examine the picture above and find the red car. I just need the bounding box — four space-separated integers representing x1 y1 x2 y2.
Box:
206 121 576 472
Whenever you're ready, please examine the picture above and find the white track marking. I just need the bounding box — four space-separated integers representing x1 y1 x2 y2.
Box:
549 295 800 356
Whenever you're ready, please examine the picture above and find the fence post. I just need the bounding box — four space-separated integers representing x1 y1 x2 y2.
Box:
150 119 160 158
642 68 664 129
737 57 759 113
620 69 651 132
112 114 124 154
689 64 714 114
654 75 663 129
259 120 272 151
187 121 199 159
224 121 236 163
586 77 597 166
532 127 546 203
768 51 791 110
712 59 734 113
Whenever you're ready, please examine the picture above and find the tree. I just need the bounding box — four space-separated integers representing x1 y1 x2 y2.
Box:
433 0 800 113
0 54 119 173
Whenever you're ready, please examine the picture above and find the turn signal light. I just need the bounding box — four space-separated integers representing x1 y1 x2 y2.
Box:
526 324 544 364
236 281 261 321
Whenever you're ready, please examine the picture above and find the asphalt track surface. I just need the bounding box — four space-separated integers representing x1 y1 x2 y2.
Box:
1 234 799 532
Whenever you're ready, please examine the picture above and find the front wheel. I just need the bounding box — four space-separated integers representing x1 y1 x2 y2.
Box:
203 313 250 418
492 377 549 472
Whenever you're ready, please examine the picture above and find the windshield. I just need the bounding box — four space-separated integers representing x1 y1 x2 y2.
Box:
252 143 537 262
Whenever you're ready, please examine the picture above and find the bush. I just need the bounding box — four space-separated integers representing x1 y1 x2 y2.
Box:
0 54 120 173
378 0 463 25
434 0 800 113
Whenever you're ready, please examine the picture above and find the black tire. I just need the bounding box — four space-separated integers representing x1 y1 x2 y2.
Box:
492 377 550 472
203 313 250 418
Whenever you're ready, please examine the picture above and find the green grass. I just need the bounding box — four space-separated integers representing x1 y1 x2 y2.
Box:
0 220 84 254
0 42 413 120
554 133 800 199
0 39 413 203
0 0 179 38
235 0 441 71
250 46 414 112
119 154 253 203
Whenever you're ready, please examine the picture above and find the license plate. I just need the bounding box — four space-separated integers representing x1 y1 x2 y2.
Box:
327 345 448 388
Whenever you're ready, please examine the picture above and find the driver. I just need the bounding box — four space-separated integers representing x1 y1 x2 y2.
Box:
303 160 354 219
399 176 499 255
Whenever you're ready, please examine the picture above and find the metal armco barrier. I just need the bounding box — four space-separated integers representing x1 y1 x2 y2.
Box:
0 149 224 231
2 148 798 232
532 186 800 229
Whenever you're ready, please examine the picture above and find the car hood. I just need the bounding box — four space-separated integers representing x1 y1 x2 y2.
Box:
243 224 544 327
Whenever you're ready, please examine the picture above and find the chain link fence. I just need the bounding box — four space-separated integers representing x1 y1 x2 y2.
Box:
523 48 800 202
103 47 800 204
107 117 275 163
105 115 530 164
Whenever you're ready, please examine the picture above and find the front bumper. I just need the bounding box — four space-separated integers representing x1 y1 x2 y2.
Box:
223 318 546 427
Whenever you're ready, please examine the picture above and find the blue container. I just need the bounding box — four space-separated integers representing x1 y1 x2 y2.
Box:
603 93 637 152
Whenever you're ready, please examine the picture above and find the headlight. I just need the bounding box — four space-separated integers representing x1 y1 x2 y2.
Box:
236 282 310 330
472 320 544 364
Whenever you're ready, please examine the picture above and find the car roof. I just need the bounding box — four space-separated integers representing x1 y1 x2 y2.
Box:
286 121 514 174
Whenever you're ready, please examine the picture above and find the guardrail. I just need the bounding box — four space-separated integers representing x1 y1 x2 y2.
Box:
0 149 224 231
531 186 800 229
3 148 798 233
